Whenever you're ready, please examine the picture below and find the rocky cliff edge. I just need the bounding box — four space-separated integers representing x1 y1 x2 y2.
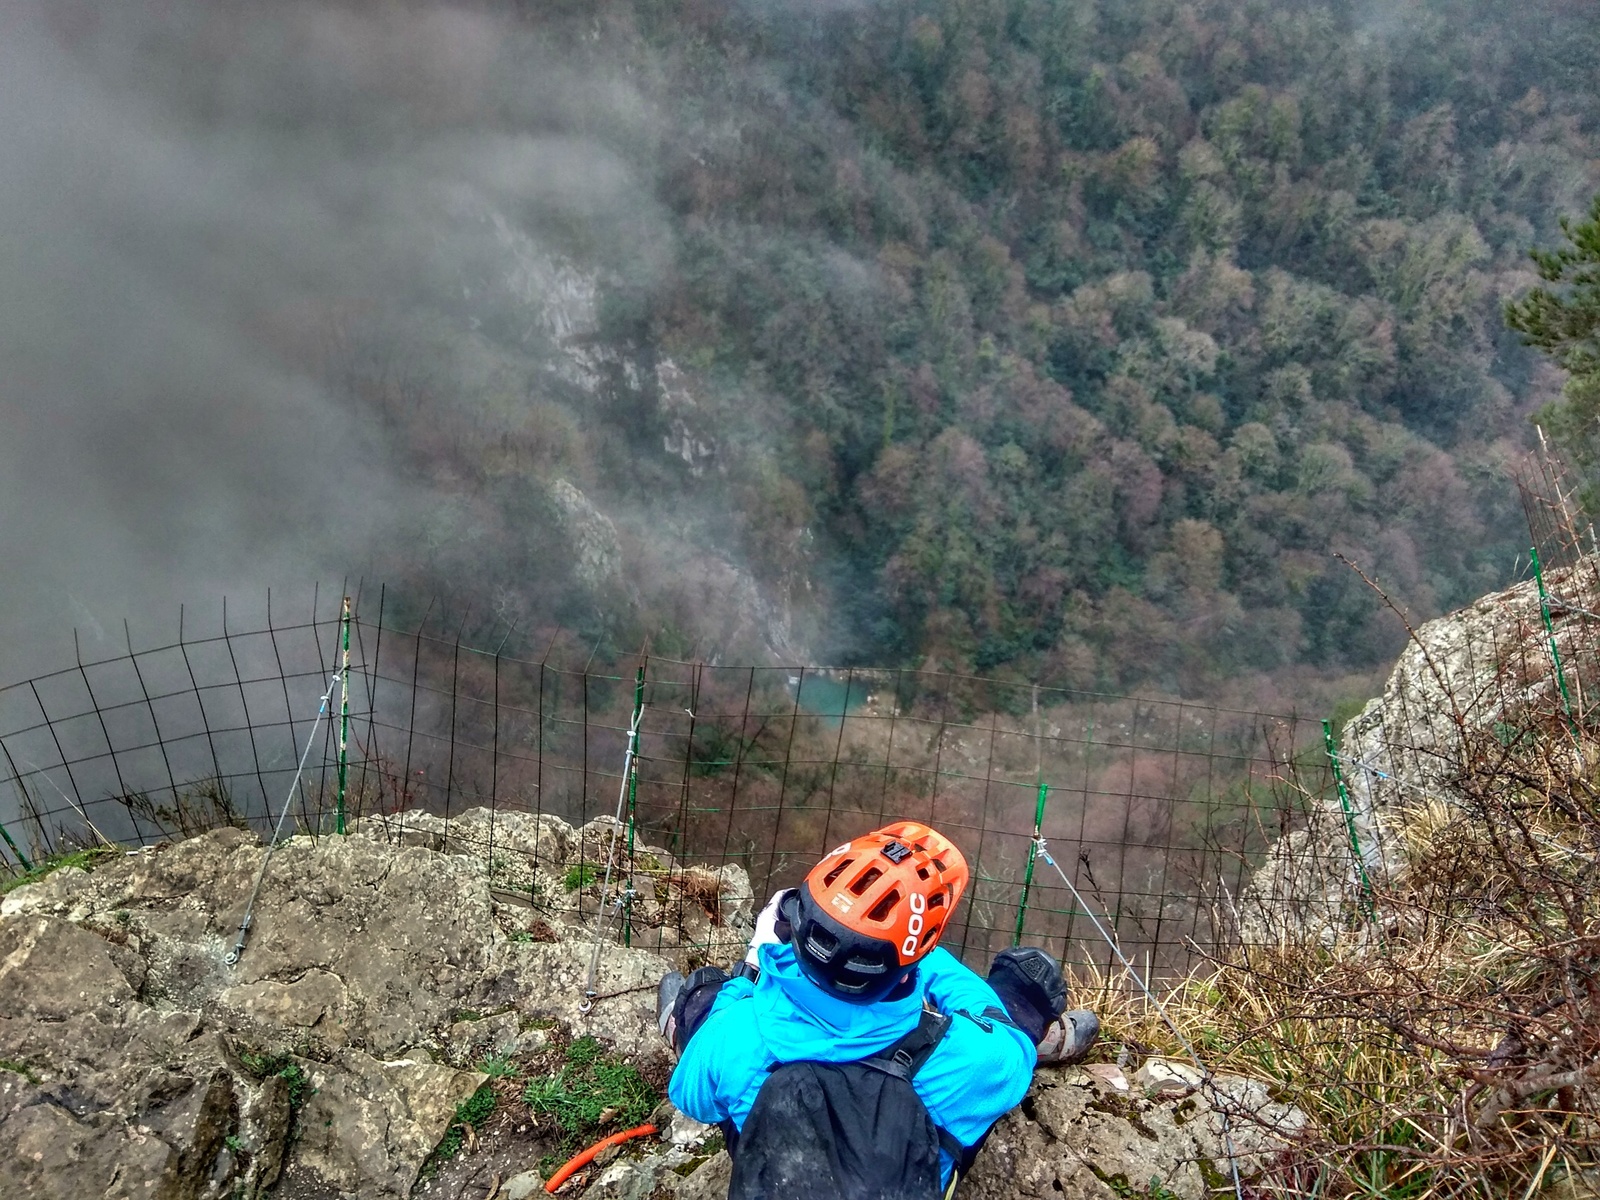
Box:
0 814 1302 1199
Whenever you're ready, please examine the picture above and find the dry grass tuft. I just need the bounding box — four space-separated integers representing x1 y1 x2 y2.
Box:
677 867 726 921
1064 687 1600 1197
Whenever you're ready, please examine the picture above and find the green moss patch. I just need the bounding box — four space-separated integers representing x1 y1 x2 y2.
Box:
0 846 119 898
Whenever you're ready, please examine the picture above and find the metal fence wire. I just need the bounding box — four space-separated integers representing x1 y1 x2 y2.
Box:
0 586 1340 979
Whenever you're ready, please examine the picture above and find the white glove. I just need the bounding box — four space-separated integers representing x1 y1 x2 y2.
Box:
745 888 794 968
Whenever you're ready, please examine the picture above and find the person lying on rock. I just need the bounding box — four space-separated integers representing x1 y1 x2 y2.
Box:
656 821 1100 1199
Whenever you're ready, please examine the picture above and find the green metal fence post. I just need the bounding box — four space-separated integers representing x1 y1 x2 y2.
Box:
1013 781 1049 944
0 744 37 870
0 817 31 873
336 596 351 835
1323 719 1375 925
1531 547 1581 741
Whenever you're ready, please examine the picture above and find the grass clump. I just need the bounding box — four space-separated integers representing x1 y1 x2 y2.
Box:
428 1083 498 1167
563 863 597 891
0 846 119 898
1079 693 1600 1199
115 777 247 840
522 1036 658 1158
476 1053 516 1079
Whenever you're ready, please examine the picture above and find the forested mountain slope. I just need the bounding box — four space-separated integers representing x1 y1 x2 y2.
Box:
67 0 1600 697
584 0 1600 691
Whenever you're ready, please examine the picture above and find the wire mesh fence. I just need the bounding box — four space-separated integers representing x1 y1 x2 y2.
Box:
0 586 1345 978
1517 428 1599 578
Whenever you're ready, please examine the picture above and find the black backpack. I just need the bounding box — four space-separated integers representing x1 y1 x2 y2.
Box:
726 1008 967 1200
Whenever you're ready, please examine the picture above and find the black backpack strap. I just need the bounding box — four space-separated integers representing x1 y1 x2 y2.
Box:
860 1006 952 1081
938 1128 970 1171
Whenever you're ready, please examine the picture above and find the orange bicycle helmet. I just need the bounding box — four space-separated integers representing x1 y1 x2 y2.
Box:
781 821 969 1001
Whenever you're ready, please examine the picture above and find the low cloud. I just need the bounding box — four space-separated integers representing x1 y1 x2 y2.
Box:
0 0 664 681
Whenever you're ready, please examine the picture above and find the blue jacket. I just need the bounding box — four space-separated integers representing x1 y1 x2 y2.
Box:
668 943 1035 1187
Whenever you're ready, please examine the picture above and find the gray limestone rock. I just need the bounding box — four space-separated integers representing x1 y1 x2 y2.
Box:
0 818 1304 1200
290 1051 484 1195
502 1168 547 1199
1238 558 1600 944
960 1065 1304 1200
0 828 518 1198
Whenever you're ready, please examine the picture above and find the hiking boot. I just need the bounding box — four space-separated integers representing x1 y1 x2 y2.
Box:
657 971 685 1048
1034 1010 1100 1066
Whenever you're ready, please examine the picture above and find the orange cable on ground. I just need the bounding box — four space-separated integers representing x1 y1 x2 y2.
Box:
544 1123 658 1193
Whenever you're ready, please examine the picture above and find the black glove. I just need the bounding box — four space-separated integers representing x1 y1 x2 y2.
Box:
987 947 1067 1045
671 964 729 1053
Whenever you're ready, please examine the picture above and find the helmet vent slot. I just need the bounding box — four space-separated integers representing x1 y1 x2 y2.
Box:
916 865 930 880
805 926 839 962
866 889 900 922
928 892 946 909
850 866 883 895
822 859 854 887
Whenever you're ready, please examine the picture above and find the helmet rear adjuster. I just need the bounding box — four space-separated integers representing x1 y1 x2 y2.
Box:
784 822 970 1002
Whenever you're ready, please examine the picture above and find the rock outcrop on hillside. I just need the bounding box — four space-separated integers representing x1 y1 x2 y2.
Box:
1240 557 1600 944
0 812 1303 1199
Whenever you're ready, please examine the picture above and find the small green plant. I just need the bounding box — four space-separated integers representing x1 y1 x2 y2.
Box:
1105 1177 1179 1200
522 1037 658 1158
672 1128 726 1176
238 1051 312 1114
565 1036 604 1066
563 863 597 891
0 846 119 898
280 1063 310 1111
476 1054 516 1079
453 1009 483 1023
425 1083 498 1170
1491 720 1533 748
224 1134 244 1153
114 909 132 926
508 930 533 944
0 1058 38 1083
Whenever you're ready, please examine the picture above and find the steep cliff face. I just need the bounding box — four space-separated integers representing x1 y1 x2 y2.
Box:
0 812 1301 1200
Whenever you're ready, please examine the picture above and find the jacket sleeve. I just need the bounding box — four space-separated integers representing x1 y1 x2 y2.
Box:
666 975 756 1126
914 948 1036 1146
920 948 1028 1035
